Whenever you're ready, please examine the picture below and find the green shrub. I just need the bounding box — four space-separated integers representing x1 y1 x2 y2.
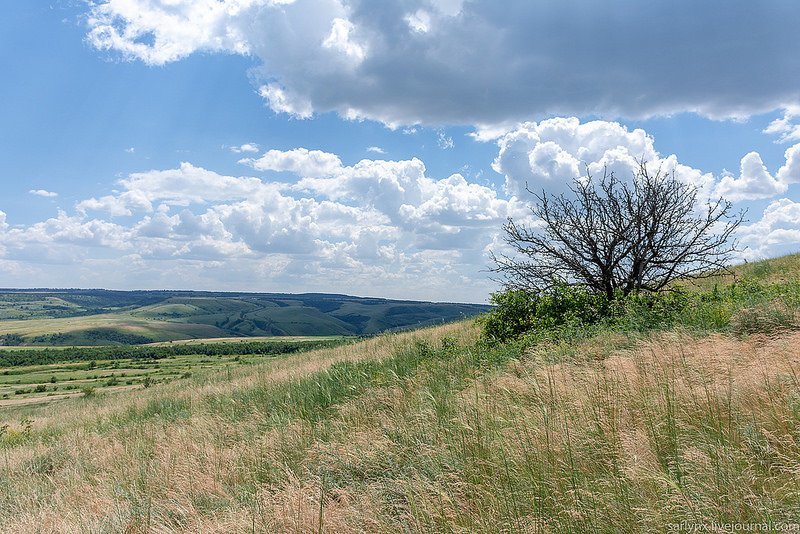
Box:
479 290 539 342
481 285 610 342
481 278 800 343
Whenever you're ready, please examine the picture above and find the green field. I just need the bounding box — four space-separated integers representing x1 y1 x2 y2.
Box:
0 356 205 407
0 337 349 407
0 290 489 345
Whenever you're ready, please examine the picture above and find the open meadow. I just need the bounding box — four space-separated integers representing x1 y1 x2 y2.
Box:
1 255 800 532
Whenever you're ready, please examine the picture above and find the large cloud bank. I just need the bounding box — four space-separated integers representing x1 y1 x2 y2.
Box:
86 0 800 126
1 153 524 301
2 119 799 299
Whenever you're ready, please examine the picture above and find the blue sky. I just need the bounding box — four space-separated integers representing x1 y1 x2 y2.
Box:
1 1 799 302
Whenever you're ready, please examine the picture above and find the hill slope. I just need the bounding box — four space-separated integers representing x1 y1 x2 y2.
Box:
1 318 799 531
0 289 489 344
1 255 799 531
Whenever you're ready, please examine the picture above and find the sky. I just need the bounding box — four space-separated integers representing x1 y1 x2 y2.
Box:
1 0 799 303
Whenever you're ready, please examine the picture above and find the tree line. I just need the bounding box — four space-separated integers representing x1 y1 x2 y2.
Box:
0 339 350 367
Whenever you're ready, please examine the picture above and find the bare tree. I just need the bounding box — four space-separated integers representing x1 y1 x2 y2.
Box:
492 162 744 299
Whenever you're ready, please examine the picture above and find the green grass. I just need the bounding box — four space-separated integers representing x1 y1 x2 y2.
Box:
0 339 352 407
681 252 800 291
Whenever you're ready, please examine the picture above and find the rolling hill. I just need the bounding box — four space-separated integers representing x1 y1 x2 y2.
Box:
0 289 489 345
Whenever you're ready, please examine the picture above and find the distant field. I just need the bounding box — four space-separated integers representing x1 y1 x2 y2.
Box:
145 335 346 346
0 289 489 345
0 314 225 343
0 338 350 407
0 355 197 407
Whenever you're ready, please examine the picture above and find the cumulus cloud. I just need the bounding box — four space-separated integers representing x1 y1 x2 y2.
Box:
242 148 343 177
2 211 129 253
0 150 519 301
85 0 800 127
716 152 786 202
715 144 800 201
85 0 278 65
367 146 386 154
489 117 800 210
486 118 800 262
739 199 800 260
491 118 715 197
229 143 260 154
29 189 58 198
77 162 269 216
243 147 521 235
5 118 800 300
0 118 800 301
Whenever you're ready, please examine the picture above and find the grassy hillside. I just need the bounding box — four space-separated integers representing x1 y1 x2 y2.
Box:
0 290 489 344
681 252 800 291
1 256 799 531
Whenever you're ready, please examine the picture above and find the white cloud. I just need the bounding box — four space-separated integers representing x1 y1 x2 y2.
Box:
258 83 314 119
491 118 800 209
715 144 800 201
776 143 800 187
490 118 800 206
230 143 260 154
322 17 366 63
77 162 270 216
29 189 58 198
1 150 518 301
242 148 343 177
493 118 679 196
367 146 386 154
716 152 786 201
252 148 521 233
85 0 800 126
739 199 800 260
485 118 800 265
3 211 130 251
764 106 800 144
125 147 135 153
6 118 799 301
85 0 285 65
437 130 454 150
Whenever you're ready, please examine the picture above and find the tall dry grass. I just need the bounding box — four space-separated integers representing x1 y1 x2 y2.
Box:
2 319 799 532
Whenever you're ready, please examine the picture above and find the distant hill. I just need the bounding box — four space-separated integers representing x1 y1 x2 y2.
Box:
0 289 490 345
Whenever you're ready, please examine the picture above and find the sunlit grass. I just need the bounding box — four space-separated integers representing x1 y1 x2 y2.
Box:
1 313 798 531
2 255 800 531
682 252 800 291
